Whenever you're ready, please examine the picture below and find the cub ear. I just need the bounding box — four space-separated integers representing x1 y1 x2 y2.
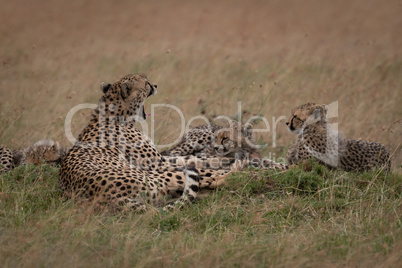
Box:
120 81 132 99
51 142 60 152
243 123 253 138
100 82 111 94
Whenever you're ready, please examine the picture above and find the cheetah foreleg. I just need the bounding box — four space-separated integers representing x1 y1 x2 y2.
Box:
163 166 200 211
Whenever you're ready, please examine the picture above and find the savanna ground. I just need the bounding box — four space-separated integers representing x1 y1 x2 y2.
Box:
0 0 401 267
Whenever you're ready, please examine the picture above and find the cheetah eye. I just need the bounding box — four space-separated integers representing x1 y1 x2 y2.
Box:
222 137 228 142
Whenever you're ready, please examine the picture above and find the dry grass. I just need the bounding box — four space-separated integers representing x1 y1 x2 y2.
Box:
0 0 401 266
0 0 400 169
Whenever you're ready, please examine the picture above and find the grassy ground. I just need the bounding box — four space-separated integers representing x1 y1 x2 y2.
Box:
1 0 401 266
0 161 401 267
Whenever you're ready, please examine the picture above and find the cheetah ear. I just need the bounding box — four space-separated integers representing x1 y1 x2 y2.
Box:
313 109 320 120
51 143 58 152
243 123 253 138
120 81 132 99
313 106 326 120
100 82 111 94
226 119 236 127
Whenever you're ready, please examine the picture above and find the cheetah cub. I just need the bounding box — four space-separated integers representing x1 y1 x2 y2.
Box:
213 121 289 170
1 139 68 173
163 120 289 171
0 147 14 173
162 120 264 159
13 139 68 167
286 103 391 173
21 139 68 166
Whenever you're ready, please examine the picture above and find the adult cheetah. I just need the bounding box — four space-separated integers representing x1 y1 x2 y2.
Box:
286 102 391 173
59 74 235 211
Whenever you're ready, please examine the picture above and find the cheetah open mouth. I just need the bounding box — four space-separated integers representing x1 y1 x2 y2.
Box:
142 106 146 119
143 84 157 119
141 105 152 119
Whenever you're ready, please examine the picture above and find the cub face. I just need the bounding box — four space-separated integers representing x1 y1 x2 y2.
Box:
25 139 65 165
213 122 253 156
286 102 328 134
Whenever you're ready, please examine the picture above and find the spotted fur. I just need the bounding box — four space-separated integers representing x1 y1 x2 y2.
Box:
0 139 68 174
59 74 234 211
0 147 14 173
163 120 290 171
19 139 68 166
162 124 222 157
286 102 391 173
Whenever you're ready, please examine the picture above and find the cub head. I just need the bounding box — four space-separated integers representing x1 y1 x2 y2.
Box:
100 73 157 121
286 102 328 134
214 121 254 156
25 139 65 165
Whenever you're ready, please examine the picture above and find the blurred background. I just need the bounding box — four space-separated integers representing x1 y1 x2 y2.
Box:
0 0 401 171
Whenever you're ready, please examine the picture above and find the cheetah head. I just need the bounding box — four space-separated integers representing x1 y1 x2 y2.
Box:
286 102 328 134
25 139 65 165
214 121 254 156
100 73 157 121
